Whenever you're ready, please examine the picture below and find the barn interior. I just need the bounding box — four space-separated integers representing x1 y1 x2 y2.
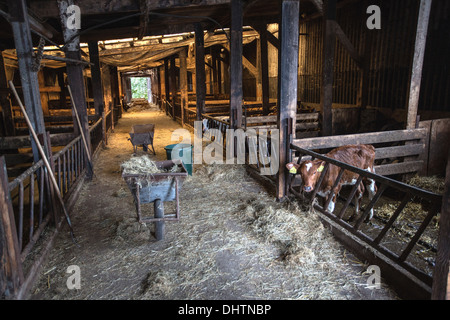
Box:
0 0 449 301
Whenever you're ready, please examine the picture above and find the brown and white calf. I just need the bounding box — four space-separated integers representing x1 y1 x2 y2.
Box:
286 145 377 220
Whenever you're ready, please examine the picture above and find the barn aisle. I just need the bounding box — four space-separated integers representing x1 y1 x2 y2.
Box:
29 106 398 300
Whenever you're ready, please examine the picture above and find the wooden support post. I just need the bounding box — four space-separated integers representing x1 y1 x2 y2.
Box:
7 0 49 161
432 147 450 300
88 41 105 117
194 23 206 120
277 0 300 200
212 46 220 99
164 58 170 116
406 0 433 130
230 0 244 129
156 68 162 107
257 24 270 116
125 77 132 104
180 48 188 126
58 0 92 178
110 66 120 113
57 68 66 109
0 156 24 299
321 0 336 137
0 52 15 136
169 56 177 119
217 48 222 95
357 27 373 109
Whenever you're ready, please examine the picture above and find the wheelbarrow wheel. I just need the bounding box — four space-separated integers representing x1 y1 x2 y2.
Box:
154 199 165 241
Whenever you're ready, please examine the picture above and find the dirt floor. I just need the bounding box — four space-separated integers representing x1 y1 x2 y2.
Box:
29 103 399 300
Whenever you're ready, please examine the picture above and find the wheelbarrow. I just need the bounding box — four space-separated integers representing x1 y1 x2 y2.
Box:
122 159 188 241
128 124 156 155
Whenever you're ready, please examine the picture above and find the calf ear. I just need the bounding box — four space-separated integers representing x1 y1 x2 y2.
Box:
317 161 326 173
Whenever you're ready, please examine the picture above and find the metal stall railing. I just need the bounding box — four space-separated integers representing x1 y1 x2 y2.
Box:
289 144 442 299
1 110 114 299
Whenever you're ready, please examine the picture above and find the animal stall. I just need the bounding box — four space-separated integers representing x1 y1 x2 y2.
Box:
287 127 441 300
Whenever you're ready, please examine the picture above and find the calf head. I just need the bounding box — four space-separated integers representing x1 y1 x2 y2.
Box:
299 160 326 193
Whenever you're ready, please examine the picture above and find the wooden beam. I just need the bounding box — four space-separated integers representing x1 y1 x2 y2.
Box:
211 46 219 98
58 0 92 178
266 30 280 49
293 128 427 150
230 0 244 129
331 21 362 68
277 0 300 200
7 0 49 161
169 56 177 119
432 146 450 300
194 23 206 120
164 58 170 115
320 0 336 137
179 48 188 126
88 41 105 117
0 52 15 136
406 0 433 130
0 156 24 299
257 24 270 115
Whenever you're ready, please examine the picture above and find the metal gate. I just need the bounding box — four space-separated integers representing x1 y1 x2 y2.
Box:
289 144 442 299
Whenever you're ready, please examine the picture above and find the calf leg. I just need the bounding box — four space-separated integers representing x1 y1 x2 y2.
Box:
365 178 377 221
349 183 364 222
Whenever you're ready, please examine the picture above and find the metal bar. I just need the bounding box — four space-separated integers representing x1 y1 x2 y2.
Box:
354 184 387 231
374 194 411 245
290 144 441 202
337 175 364 219
8 160 43 191
29 174 34 241
20 213 51 263
38 166 44 225
18 181 24 250
309 162 330 205
135 184 142 223
175 178 180 220
399 203 440 262
62 152 66 195
57 157 61 191
41 54 93 66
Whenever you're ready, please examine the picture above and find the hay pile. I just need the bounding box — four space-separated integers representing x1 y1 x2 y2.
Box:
407 175 445 195
127 99 152 113
242 199 340 266
121 164 396 300
121 155 180 175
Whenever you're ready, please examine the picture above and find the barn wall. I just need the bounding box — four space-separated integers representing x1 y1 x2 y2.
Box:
297 0 450 117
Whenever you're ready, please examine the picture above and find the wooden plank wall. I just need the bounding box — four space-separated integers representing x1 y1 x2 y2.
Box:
298 0 450 114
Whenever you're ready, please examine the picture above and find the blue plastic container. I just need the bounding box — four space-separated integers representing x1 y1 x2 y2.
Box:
164 144 193 175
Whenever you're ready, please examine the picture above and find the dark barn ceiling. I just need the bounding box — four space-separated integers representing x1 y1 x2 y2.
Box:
0 0 324 48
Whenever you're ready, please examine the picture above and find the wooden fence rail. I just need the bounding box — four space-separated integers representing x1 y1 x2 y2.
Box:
289 144 442 299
